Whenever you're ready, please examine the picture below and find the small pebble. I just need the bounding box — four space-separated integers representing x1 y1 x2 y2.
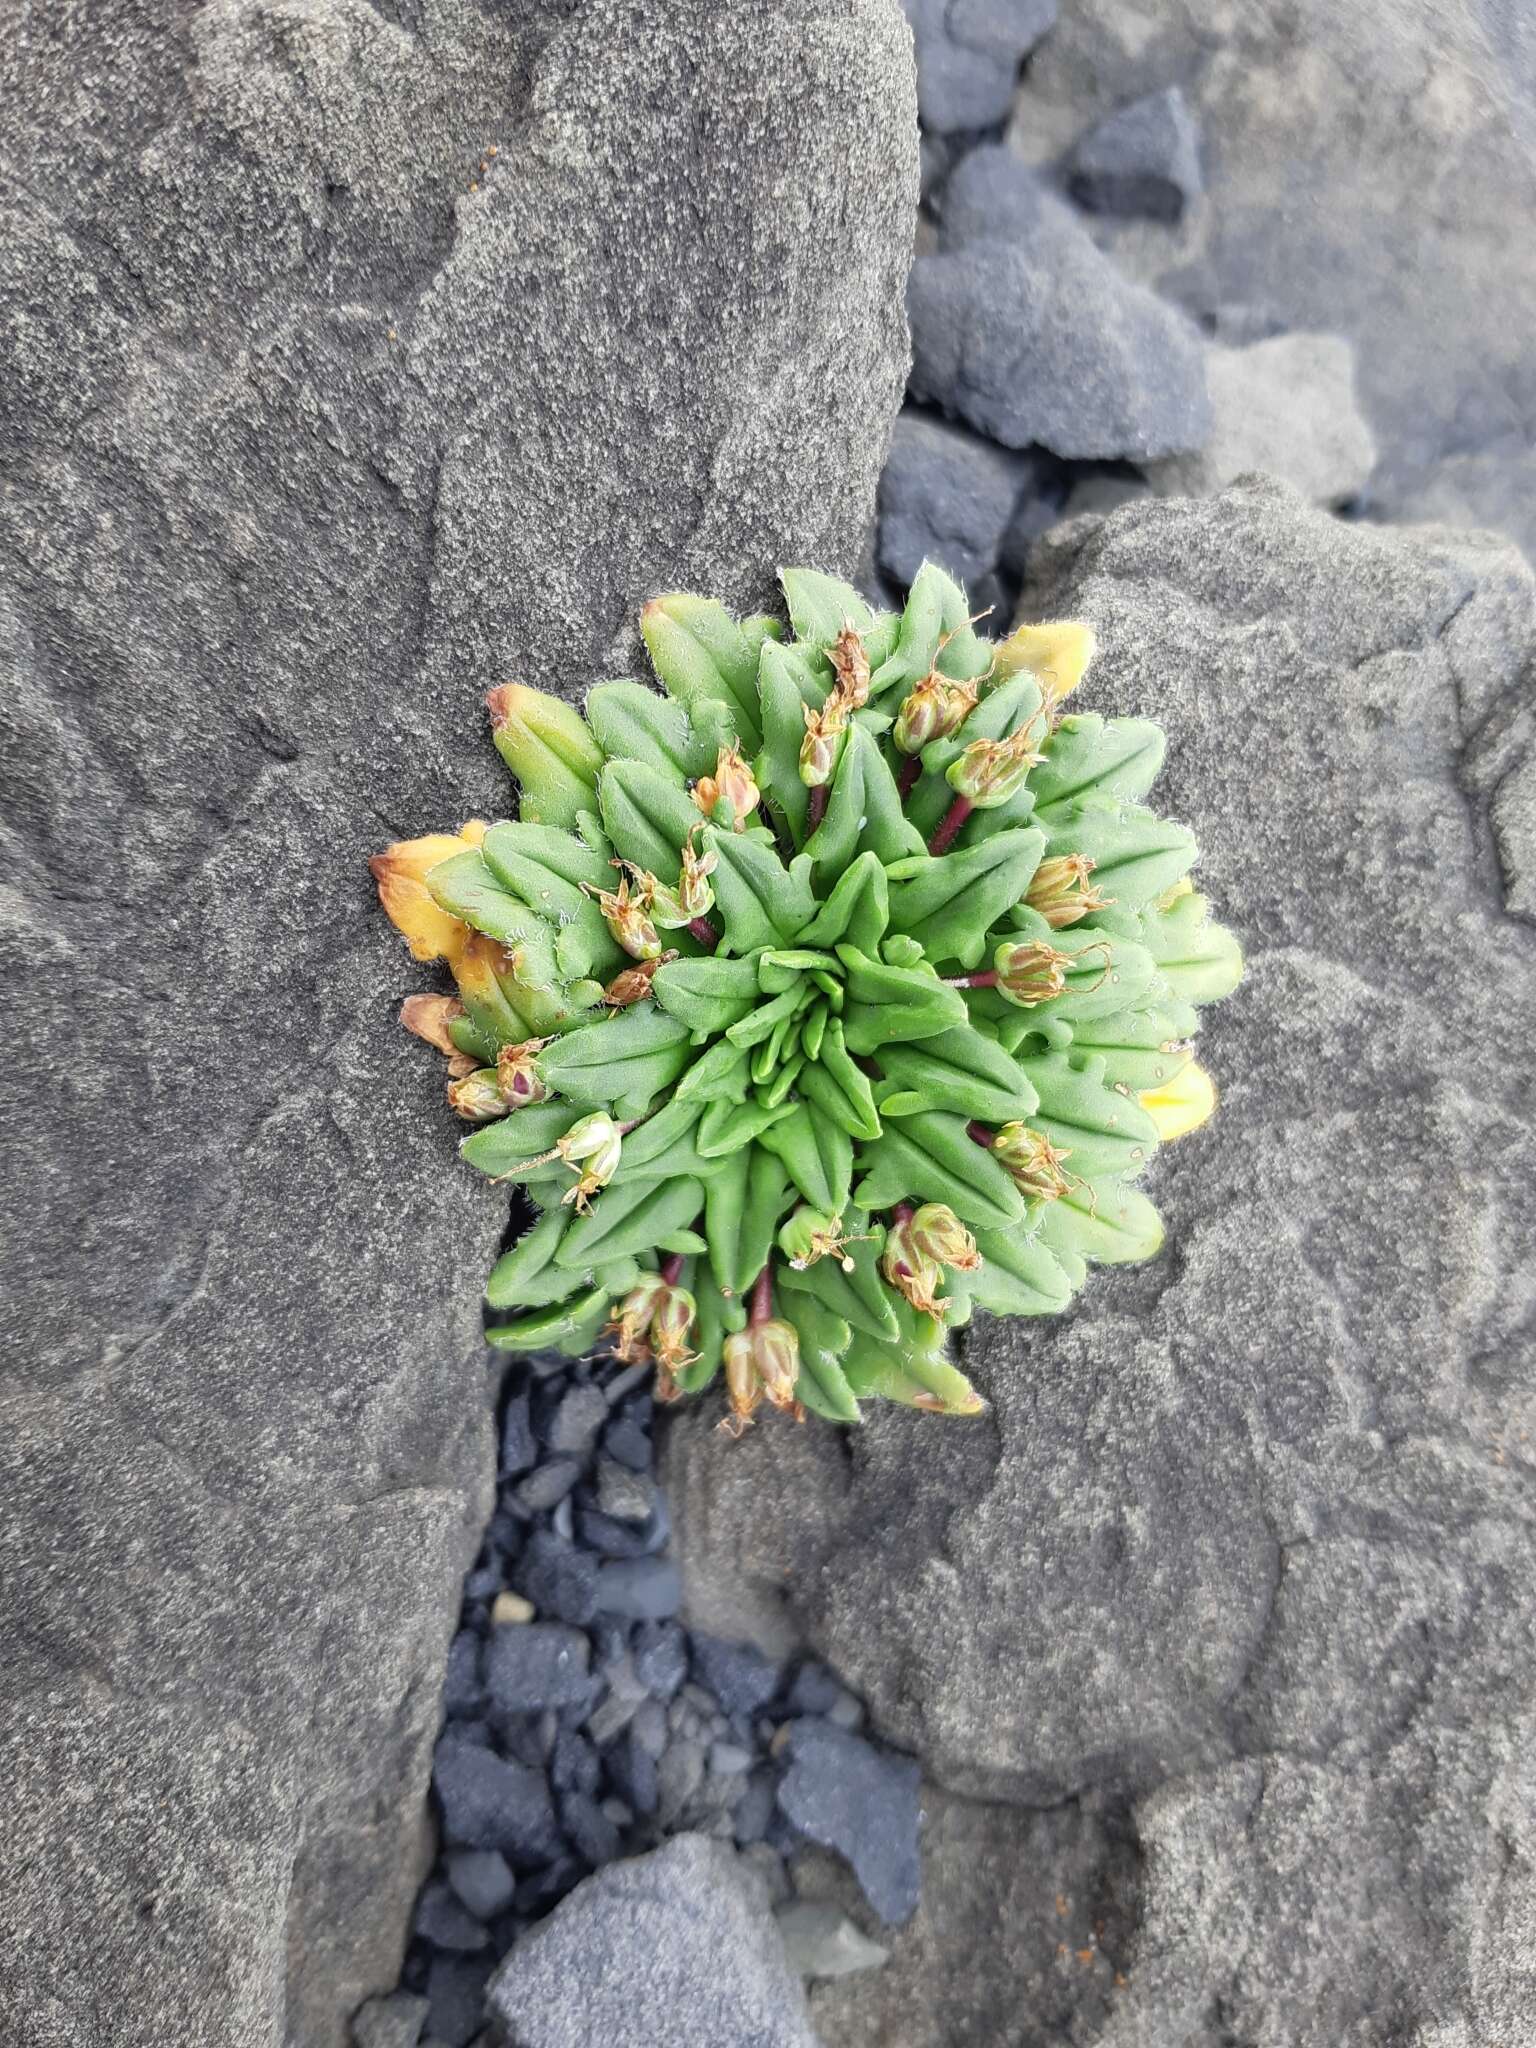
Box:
595 1458 655 1524
708 1741 753 1776
602 1413 652 1470
541 1383 608 1457
689 1636 780 1717
445 1850 515 1922
499 1392 535 1476
414 1879 489 1953
490 1591 535 1626
630 1698 669 1760
485 1624 593 1713
511 1458 582 1513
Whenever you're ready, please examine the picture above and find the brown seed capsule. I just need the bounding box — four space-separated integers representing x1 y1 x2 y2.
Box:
554 1114 623 1211
692 743 760 829
825 623 871 711
993 1123 1073 1202
583 869 662 961
945 720 1045 806
495 1037 552 1107
993 938 1070 1007
447 1068 507 1122
880 1217 950 1316
602 950 676 1009
908 1203 981 1272
605 1275 668 1364
893 669 979 755
1025 854 1110 929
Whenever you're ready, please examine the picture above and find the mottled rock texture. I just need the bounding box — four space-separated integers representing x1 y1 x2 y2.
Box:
486 1835 820 2048
666 479 1536 2044
1010 0 1536 554
0 4 917 2044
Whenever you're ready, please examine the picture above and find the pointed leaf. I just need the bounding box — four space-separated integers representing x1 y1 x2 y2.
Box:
426 850 553 950
641 596 761 751
888 828 1045 970
781 1292 861 1423
797 851 890 954
652 953 763 1035
852 1110 1024 1232
779 566 873 646
875 1022 1039 1125
802 723 925 880
460 1102 581 1184
598 760 702 885
1028 713 1165 821
705 827 816 951
535 1008 693 1117
1059 1006 1198 1094
758 1103 854 1215
697 1096 796 1157
486 1284 612 1356
487 684 603 827
1140 891 1244 1005
1043 801 1196 911
1037 1179 1165 1266
555 1174 704 1270
1017 1049 1160 1180
967 1227 1075 1316
585 680 712 780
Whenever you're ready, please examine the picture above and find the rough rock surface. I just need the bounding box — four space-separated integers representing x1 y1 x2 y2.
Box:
1009 0 1536 553
912 148 1209 458
1146 333 1377 506
666 480 1536 2042
485 1835 820 2048
1065 85 1202 223
901 0 1058 135
0 4 917 2044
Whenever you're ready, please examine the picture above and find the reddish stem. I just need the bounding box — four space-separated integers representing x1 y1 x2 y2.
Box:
897 755 922 800
807 784 829 830
749 1265 774 1326
689 916 720 950
928 795 972 856
944 968 999 989
660 1252 686 1286
966 1120 994 1148
892 1201 915 1225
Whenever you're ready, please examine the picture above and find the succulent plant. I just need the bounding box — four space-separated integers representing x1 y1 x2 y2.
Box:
372 563 1241 1427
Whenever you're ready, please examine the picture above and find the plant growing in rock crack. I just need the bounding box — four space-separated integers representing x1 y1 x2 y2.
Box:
372 564 1241 1427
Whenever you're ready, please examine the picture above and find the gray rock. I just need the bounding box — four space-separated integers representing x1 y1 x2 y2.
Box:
424 1954 495 2048
776 1721 922 1926
913 153 1209 458
0 1 917 2040
1009 0 1536 554
691 1634 783 1718
444 1850 516 1924
902 0 1059 135
595 1455 656 1524
669 480 1536 2040
413 1880 490 1955
540 1383 609 1459
486 1835 820 2047
432 1738 560 1865
351 1990 429 2048
1065 85 1202 222
1145 333 1377 505
484 1624 593 1714
800 1788 1133 2044
775 1900 890 1981
594 1556 684 1621
876 412 1028 589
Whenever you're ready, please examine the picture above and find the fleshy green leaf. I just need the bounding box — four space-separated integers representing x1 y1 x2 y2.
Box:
1140 891 1244 1005
556 1174 705 1270
697 1096 796 1157
802 723 926 881
755 640 827 848
852 1110 1024 1232
1043 800 1196 911
759 1103 854 1216
585 680 714 780
598 760 704 885
837 947 969 1051
652 953 763 1035
1037 1179 1165 1266
535 1007 693 1118
796 851 890 955
426 850 553 951
488 684 604 827
705 1142 792 1299
1017 1050 1160 1181
779 567 873 647
1028 714 1165 822
641 595 762 752
966 1226 1074 1316
460 1102 580 1183
784 1292 861 1423
487 1284 613 1356
887 828 1045 971
875 1022 1039 1125
705 829 817 951
1053 1006 1198 1094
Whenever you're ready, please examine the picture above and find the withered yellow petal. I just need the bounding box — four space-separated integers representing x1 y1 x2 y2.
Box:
992 620 1096 707
1140 1060 1217 1142
370 825 486 963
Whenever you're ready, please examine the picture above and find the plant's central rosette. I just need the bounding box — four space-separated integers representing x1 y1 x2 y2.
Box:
373 565 1241 1428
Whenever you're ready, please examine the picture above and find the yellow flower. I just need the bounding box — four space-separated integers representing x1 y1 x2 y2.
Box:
1140 1061 1217 1141
370 821 487 965
991 620 1096 713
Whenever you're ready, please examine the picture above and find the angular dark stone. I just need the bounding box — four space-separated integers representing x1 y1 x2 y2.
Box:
603 1732 660 1819
484 1624 594 1714
595 1457 656 1525
510 1458 583 1515
1065 85 1203 223
574 1507 656 1560
561 1790 624 1868
550 1729 602 1798
633 1620 690 1702
602 1413 653 1472
424 1953 496 2048
689 1635 781 1718
444 1850 516 1924
877 411 1027 589
433 1739 560 1865
412 1879 489 1955
499 1391 536 1477
442 1631 484 1719
510 1531 599 1626
541 1383 609 1458
784 1661 842 1716
775 1720 922 1926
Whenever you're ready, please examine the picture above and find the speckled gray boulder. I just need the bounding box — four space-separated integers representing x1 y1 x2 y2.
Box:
913 148 1209 458
667 480 1536 2044
0 4 917 2044
486 1836 820 2048
1145 333 1377 505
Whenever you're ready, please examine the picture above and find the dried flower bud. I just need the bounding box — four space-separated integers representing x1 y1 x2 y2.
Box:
584 869 662 960
692 743 760 830
721 1329 762 1434
555 1112 623 1210
779 1206 857 1271
993 1122 1072 1202
650 830 718 928
495 1037 551 1107
447 1067 508 1122
400 993 467 1057
908 1203 981 1272
945 721 1045 807
606 1274 668 1363
1025 854 1109 929
754 1320 802 1411
826 623 872 710
893 670 979 755
880 1217 950 1316
650 1285 699 1393
602 951 675 1008
993 938 1070 1007
798 705 846 789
